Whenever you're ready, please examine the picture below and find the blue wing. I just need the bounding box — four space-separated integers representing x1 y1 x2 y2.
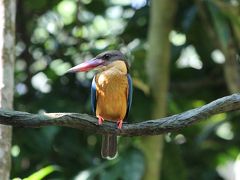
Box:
125 74 133 120
91 76 97 114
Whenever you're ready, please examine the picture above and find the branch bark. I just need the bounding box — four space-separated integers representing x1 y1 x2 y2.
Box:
0 94 239 136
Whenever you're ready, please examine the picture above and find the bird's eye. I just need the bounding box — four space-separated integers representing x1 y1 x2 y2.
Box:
103 54 110 59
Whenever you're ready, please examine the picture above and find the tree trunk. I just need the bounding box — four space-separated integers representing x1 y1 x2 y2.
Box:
223 42 240 93
140 0 176 180
0 0 16 179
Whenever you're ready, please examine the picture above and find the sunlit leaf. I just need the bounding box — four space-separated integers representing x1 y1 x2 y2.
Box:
24 165 60 180
57 0 77 25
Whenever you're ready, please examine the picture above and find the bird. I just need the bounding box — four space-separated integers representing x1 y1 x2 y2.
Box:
67 50 132 158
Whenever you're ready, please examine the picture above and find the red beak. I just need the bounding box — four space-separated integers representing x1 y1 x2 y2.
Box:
67 58 105 73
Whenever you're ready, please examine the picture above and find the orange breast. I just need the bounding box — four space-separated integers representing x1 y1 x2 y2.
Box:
95 71 128 121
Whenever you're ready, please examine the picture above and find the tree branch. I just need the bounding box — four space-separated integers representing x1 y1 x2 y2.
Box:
0 94 240 136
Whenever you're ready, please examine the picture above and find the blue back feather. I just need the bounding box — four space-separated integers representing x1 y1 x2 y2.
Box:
91 76 97 114
125 74 133 120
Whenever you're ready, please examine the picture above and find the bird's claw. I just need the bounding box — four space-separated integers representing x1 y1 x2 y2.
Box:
97 116 104 125
117 120 123 129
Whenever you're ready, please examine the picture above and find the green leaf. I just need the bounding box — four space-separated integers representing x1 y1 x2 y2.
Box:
122 150 145 180
81 149 144 180
211 0 240 27
211 0 240 42
206 0 231 50
23 165 60 180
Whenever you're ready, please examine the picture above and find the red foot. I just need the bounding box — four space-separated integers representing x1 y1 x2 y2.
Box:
117 119 123 129
97 116 104 125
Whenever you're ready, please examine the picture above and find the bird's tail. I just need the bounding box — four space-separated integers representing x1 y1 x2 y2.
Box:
101 134 117 159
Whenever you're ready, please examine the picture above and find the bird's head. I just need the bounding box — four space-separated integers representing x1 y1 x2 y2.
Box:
67 50 129 73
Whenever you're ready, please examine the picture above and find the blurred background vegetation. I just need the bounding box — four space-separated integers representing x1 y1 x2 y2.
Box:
12 0 240 179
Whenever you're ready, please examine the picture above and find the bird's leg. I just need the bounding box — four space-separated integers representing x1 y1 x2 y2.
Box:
117 119 123 129
97 116 104 125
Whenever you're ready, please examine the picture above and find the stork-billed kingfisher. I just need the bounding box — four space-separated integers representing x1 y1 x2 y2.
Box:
67 50 132 158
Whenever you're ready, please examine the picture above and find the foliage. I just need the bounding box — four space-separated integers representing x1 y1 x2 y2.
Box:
12 0 240 179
